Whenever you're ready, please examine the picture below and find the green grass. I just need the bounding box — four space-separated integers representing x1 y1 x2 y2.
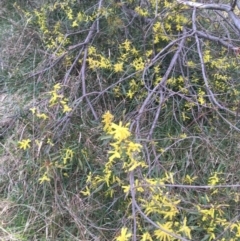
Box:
1 0 240 240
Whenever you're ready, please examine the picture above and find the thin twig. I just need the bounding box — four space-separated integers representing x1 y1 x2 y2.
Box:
132 29 188 134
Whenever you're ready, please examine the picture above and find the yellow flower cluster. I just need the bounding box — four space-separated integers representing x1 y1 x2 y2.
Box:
81 111 146 198
87 45 112 70
38 148 74 184
102 112 146 173
19 83 73 184
134 6 149 17
49 83 72 113
102 111 114 132
62 148 74 165
197 89 206 105
116 227 132 241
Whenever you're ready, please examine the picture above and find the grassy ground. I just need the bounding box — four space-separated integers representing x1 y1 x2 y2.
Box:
1 1 240 241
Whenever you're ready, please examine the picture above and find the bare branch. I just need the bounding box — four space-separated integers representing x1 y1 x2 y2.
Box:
177 0 240 32
80 48 99 120
129 172 191 241
176 0 231 11
195 30 235 50
132 30 188 134
192 8 237 117
227 10 240 32
147 91 165 140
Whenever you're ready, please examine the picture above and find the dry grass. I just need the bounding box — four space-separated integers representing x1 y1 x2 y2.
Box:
1 1 240 240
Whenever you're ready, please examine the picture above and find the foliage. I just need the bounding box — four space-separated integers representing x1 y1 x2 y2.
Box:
1 0 240 240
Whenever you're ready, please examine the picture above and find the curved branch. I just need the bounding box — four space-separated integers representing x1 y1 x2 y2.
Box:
192 8 236 118
131 30 188 133
129 173 190 241
177 0 240 32
176 0 231 11
227 11 240 32
195 30 235 50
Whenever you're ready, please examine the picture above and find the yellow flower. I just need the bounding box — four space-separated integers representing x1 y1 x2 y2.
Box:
102 111 114 132
63 172 69 177
164 172 174 184
179 133 187 138
53 83 61 91
29 107 37 114
208 172 220 186
62 104 72 113
126 141 142 156
99 55 111 69
158 198 180 220
63 148 74 164
86 172 92 183
206 224 216 241
154 222 174 241
108 149 121 162
231 221 240 237
197 205 215 221
141 232 153 241
198 89 205 105
36 113 48 120
135 6 149 17
72 20 78 27
183 174 197 184
87 57 100 69
80 186 91 196
109 121 131 142
178 217 191 239
126 89 134 99
131 47 139 55
39 172 51 184
121 39 131 51
146 50 153 57
49 92 63 106
66 8 73 20
103 168 112 187
116 227 132 241
18 139 31 150
88 46 97 55
47 138 54 146
122 185 130 194
113 85 122 97
124 158 147 172
114 62 124 72
132 57 145 71
65 148 74 158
